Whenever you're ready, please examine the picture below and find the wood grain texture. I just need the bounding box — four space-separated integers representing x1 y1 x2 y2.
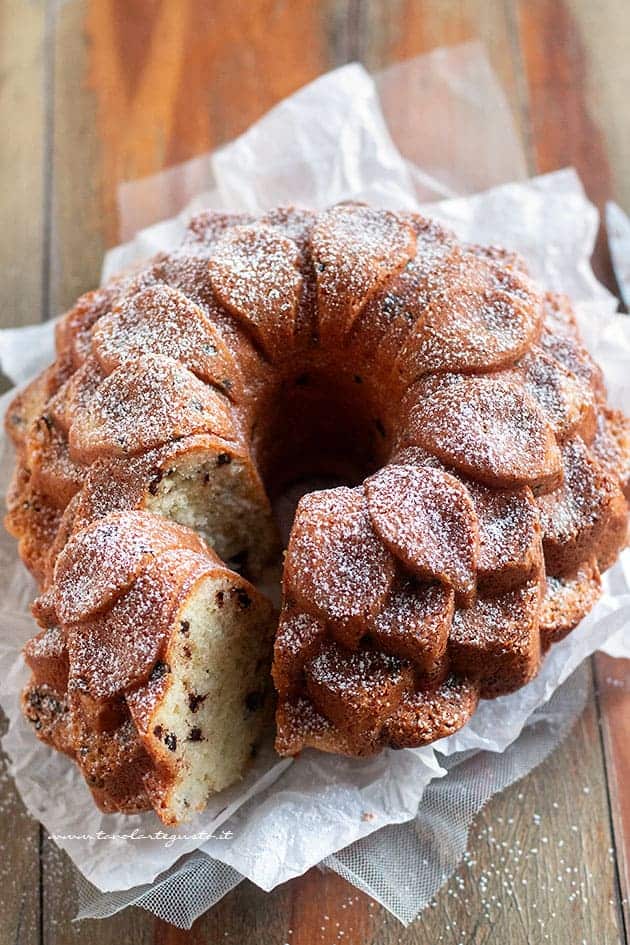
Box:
84 0 345 246
1 1 629 943
515 0 616 285
357 0 536 171
596 655 630 937
0 0 47 328
0 733 40 945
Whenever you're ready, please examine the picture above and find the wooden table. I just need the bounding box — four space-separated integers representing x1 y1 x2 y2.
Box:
1 1 629 942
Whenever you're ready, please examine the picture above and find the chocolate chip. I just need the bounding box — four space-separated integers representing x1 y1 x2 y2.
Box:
148 469 163 495
180 620 190 634
153 725 164 739
215 590 224 608
188 727 204 742
28 690 42 710
217 452 232 466
164 732 177 751
188 692 207 713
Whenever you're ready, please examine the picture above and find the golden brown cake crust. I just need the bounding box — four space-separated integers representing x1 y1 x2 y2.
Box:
5 203 629 810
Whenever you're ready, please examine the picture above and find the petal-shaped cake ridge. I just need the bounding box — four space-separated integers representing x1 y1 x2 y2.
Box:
449 578 543 697
365 464 479 598
591 407 630 497
183 210 255 249
369 577 453 675
53 510 211 624
537 437 628 575
540 559 601 649
27 416 83 510
384 674 480 749
401 374 563 491
6 359 74 452
92 283 241 400
208 224 302 359
311 203 416 339
284 486 396 646
48 357 106 436
66 549 213 701
68 353 235 462
275 696 382 757
7 202 629 819
387 446 544 595
542 291 579 338
260 206 318 249
399 247 542 378
509 347 596 442
273 607 327 699
55 434 277 579
304 640 414 736
55 286 116 368
467 482 543 594
539 321 606 401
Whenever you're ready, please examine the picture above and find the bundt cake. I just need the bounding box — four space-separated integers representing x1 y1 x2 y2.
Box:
5 203 629 823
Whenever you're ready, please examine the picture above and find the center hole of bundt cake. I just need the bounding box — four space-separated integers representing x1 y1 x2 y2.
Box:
254 368 391 510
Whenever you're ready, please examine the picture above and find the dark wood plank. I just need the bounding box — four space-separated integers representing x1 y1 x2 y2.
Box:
0 729 40 945
0 0 47 939
41 839 153 945
596 655 630 937
515 0 616 285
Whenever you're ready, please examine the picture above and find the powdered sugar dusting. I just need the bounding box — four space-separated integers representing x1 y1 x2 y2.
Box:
305 640 412 732
311 204 416 335
371 579 453 672
405 375 562 490
208 224 302 358
68 353 235 461
401 249 541 377
92 283 239 399
365 464 479 598
285 486 395 640
53 511 206 624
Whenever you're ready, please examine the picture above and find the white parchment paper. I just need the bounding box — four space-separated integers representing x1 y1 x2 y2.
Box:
0 43 628 923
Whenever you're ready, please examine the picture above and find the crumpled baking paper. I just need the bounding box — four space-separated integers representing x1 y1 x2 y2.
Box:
0 42 628 924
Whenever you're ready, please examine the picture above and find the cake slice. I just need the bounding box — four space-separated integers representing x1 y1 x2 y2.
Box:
23 511 276 825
